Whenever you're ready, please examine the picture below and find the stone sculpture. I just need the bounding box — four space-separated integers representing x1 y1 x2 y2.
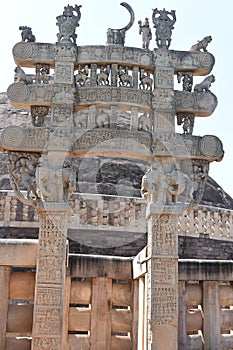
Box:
56 4 82 44
138 18 152 49
138 112 152 132
177 112 195 135
7 152 40 206
75 65 89 86
106 2 134 46
177 71 193 92
152 8 176 49
97 66 110 86
19 26 36 42
118 66 132 87
14 65 33 84
36 156 75 202
139 69 153 90
190 35 212 52
194 74 215 92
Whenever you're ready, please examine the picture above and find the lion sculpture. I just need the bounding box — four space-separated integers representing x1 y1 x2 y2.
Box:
194 74 215 93
190 35 212 52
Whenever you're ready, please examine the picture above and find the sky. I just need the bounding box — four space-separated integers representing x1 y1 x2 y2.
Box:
0 0 232 197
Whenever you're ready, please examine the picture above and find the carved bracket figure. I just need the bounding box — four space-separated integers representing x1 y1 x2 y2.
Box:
36 156 76 203
56 4 82 44
7 152 41 206
106 2 135 46
152 8 176 49
190 36 212 52
177 71 193 92
194 74 215 92
191 160 209 206
177 112 195 135
35 63 50 84
19 26 36 42
138 18 152 49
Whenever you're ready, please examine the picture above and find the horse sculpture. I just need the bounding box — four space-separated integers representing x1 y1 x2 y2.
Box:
119 66 132 87
75 65 89 86
139 69 153 90
97 66 110 86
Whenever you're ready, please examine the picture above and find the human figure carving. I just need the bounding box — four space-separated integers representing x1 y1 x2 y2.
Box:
138 18 152 49
190 36 212 52
194 75 215 92
8 153 40 202
19 26 36 42
152 8 176 49
177 112 195 135
177 71 193 92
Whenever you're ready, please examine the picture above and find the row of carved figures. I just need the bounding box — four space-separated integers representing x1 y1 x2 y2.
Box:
14 62 215 94
30 104 194 135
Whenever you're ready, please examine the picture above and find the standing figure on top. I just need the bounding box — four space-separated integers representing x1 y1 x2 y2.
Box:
138 18 152 49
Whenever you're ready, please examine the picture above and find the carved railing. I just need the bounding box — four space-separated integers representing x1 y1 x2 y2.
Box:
0 190 232 241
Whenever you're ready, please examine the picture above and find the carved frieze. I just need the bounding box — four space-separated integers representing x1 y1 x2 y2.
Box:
154 67 174 89
76 87 151 108
175 90 217 116
55 61 74 84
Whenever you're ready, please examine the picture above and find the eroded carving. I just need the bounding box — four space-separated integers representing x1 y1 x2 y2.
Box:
31 106 49 127
138 112 152 132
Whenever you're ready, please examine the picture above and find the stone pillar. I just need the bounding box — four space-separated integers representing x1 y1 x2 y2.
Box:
203 281 221 350
0 266 10 350
178 281 187 349
31 203 70 350
146 205 182 350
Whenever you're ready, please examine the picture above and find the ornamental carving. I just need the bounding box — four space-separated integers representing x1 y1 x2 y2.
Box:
152 8 176 49
56 4 82 44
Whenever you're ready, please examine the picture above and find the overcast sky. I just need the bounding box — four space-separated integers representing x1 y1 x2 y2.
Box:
1 0 232 197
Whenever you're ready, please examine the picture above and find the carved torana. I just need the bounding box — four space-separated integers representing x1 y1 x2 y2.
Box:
2 3 224 350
